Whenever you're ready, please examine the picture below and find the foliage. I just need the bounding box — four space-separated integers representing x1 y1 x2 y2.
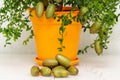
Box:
0 0 120 55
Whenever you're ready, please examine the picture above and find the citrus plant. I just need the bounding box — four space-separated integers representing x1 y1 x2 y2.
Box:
0 0 120 55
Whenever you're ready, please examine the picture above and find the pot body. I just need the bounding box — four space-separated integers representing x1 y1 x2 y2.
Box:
30 10 82 65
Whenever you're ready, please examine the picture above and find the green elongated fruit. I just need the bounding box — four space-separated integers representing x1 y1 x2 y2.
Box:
67 66 79 75
53 68 69 77
79 7 88 16
56 54 71 68
94 40 103 55
31 66 40 76
90 22 101 34
54 0 62 3
41 67 51 76
42 58 58 68
36 1 44 18
52 66 65 72
46 4 55 18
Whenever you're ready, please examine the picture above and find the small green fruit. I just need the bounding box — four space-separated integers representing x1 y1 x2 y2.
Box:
94 40 103 55
53 68 69 77
36 1 44 18
54 0 62 3
52 66 65 72
80 7 88 16
56 54 71 68
42 58 58 68
68 66 79 75
46 4 55 18
90 22 101 34
41 67 51 76
31 66 40 76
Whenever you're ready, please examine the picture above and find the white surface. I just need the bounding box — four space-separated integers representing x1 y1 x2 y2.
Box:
0 53 120 80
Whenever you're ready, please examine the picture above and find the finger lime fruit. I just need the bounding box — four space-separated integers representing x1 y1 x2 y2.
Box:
68 66 79 75
79 7 88 16
41 67 51 76
42 58 58 68
94 40 103 55
46 4 55 18
36 1 44 18
90 22 101 34
31 66 40 76
56 54 71 68
52 66 65 72
53 68 69 77
54 0 62 3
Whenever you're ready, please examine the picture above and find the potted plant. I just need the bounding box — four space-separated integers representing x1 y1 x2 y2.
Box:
0 0 120 65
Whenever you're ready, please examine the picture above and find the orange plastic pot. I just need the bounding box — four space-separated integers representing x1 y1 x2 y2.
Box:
30 9 82 65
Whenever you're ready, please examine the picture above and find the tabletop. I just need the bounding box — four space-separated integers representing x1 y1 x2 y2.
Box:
0 52 120 80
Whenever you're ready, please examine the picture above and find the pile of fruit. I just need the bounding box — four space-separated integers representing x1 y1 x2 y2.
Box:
30 54 79 78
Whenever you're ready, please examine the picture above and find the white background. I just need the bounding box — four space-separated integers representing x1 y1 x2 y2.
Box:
0 0 120 80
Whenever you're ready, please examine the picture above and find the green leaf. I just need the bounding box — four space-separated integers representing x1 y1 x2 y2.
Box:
57 38 63 44
57 47 63 52
63 19 72 26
